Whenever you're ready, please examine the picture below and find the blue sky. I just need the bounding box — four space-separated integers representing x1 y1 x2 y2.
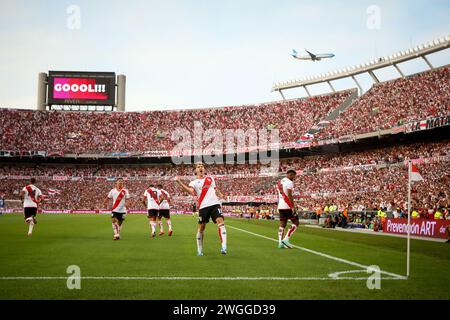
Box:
0 0 449 111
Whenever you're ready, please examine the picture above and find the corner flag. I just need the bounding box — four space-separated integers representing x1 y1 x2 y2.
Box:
411 164 424 182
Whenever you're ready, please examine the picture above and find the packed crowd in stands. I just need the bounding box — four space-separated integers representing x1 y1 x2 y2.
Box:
1 66 449 223
315 66 450 140
1 141 448 217
1 140 448 178
0 91 352 154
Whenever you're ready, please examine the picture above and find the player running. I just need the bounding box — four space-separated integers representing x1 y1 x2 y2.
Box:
19 178 43 236
174 162 227 256
103 178 130 240
277 168 300 249
157 184 173 236
143 183 161 237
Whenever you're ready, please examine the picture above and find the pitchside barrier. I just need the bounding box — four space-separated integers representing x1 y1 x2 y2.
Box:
383 218 450 239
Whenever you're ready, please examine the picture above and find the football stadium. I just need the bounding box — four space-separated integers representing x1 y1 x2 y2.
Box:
0 0 449 308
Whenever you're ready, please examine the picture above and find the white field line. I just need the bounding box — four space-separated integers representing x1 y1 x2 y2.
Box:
227 224 407 280
0 275 404 281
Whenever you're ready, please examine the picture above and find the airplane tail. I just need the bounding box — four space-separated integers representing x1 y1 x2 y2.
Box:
292 49 298 56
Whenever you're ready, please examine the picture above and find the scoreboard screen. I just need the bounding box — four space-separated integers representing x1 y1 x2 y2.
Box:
47 71 116 106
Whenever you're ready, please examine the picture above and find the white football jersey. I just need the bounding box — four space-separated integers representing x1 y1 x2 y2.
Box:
108 188 130 213
22 184 42 208
189 176 221 210
144 187 160 210
277 177 294 210
159 189 170 210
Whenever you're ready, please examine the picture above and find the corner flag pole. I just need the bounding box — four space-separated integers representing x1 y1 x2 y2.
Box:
407 160 411 278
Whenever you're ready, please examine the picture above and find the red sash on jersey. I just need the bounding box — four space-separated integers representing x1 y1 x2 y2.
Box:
25 185 38 204
112 189 126 211
197 177 212 208
277 180 293 209
147 188 160 205
160 190 169 203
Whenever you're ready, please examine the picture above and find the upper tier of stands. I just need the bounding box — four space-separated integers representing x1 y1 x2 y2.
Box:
1 66 448 155
315 66 450 140
0 91 353 154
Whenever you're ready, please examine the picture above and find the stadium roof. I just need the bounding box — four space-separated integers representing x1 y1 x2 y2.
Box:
272 35 450 98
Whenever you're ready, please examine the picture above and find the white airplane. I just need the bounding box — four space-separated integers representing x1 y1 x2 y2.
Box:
292 49 335 61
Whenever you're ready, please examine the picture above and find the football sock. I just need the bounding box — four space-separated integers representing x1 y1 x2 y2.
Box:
218 223 227 250
278 227 285 244
28 219 34 234
196 231 204 253
167 219 172 231
112 223 119 236
150 221 156 234
159 221 164 232
284 224 298 241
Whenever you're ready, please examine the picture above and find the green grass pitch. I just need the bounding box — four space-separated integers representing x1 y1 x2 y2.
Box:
0 213 449 300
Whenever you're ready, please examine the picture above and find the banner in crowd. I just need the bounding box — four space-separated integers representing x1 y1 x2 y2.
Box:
34 209 240 217
406 155 450 166
0 175 52 181
406 114 450 133
225 195 278 203
382 218 450 239
0 150 47 157
52 175 69 181
338 135 355 143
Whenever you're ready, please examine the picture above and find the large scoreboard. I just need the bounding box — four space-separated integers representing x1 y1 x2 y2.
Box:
47 71 116 106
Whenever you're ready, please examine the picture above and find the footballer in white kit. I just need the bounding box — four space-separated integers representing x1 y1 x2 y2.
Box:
143 184 161 238
175 162 227 256
276 169 300 249
157 184 173 236
103 178 130 240
19 178 43 236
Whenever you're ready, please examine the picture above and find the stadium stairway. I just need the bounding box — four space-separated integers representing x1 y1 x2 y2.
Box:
308 88 359 136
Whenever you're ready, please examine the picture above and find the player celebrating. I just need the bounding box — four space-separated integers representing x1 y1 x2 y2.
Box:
143 183 160 237
174 162 227 256
103 178 130 240
277 168 299 249
157 184 173 236
19 178 42 236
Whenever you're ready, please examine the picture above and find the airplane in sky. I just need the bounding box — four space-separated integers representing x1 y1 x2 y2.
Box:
292 49 335 61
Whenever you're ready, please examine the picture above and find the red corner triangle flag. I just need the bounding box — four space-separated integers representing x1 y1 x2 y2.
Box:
411 164 424 182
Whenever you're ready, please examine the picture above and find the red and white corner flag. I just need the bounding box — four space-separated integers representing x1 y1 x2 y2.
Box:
410 164 424 182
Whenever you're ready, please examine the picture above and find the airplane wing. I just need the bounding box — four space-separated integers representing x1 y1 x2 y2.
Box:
305 50 317 61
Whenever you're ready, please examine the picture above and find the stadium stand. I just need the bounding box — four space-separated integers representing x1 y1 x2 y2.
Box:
1 140 448 216
0 90 353 154
1 66 449 223
315 66 450 140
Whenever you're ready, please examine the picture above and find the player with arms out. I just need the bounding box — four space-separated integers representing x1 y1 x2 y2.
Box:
277 168 300 249
174 162 227 256
143 183 160 237
103 178 130 240
19 178 43 236
157 184 173 236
